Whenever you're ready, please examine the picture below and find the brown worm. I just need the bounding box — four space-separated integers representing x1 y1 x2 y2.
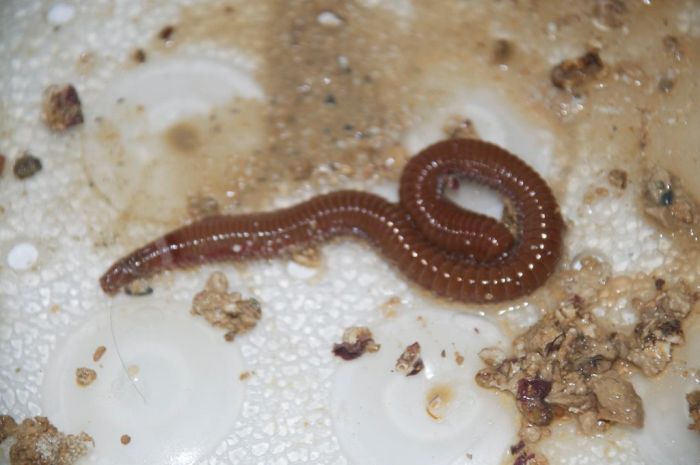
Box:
100 139 563 303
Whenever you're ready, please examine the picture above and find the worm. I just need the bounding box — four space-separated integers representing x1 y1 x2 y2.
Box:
100 138 563 303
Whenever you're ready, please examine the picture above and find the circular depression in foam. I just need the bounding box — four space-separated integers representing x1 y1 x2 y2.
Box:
82 57 265 222
330 310 516 465
41 300 246 465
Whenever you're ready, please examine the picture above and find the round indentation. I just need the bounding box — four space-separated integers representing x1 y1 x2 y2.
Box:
7 242 39 270
42 301 246 465
47 3 75 25
82 58 265 222
330 310 516 465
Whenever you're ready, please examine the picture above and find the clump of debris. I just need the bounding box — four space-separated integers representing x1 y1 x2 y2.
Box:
476 279 697 444
191 272 262 341
332 326 380 360
0 416 93 465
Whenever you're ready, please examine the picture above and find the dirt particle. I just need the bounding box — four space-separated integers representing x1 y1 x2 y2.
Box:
165 122 201 154
607 169 627 189
592 0 626 29
120 434 131 445
13 152 42 180
158 25 175 41
332 326 380 360
41 84 84 131
124 279 153 296
0 416 92 465
131 48 147 63
443 116 479 140
291 246 322 268
0 153 5 176
425 383 455 421
687 390 700 433
191 272 262 341
395 342 424 376
662 35 682 60
454 351 465 366
75 367 97 387
239 371 253 380
92 346 106 362
658 76 675 94
550 51 604 92
492 38 513 64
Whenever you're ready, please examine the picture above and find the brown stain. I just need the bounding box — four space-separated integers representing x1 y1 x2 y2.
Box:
426 383 455 421
164 122 201 155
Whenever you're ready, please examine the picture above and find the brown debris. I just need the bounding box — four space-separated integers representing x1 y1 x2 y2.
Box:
291 246 323 268
550 51 604 92
662 35 683 61
120 434 131 445
687 390 700 433
41 85 84 131
191 272 262 341
454 351 465 366
92 346 106 362
643 166 699 242
0 153 5 176
158 25 175 41
75 367 97 387
592 0 626 29
13 153 42 180
475 281 696 442
395 342 424 376
607 169 627 190
443 116 479 140
492 39 513 64
332 326 380 360
131 48 147 63
1 416 92 465
124 278 153 296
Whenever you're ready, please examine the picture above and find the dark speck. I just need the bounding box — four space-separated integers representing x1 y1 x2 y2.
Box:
158 25 175 41
660 190 674 206
324 94 337 105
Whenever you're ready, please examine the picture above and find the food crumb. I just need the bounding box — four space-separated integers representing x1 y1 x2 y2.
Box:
131 48 146 63
607 169 627 190
687 390 700 433
492 38 513 64
124 278 153 296
550 51 604 92
41 84 84 131
239 371 253 381
443 115 479 140
92 346 106 362
454 351 465 366
0 415 93 465
158 25 175 41
332 326 380 360
120 434 131 445
291 246 322 268
395 342 424 376
13 153 42 180
75 367 97 387
191 272 262 341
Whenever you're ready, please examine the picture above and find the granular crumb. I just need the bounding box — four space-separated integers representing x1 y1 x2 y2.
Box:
75 367 97 387
158 25 175 41
550 51 604 92
607 169 627 190
332 326 380 360
41 84 84 131
492 39 513 64
13 153 42 180
454 351 465 366
120 434 131 445
124 278 153 296
643 166 699 242
443 115 479 140
291 246 322 268
239 371 253 380
92 346 106 362
687 390 700 433
380 296 401 318
191 272 262 341
395 342 424 376
187 194 220 219
131 48 146 63
1 416 92 465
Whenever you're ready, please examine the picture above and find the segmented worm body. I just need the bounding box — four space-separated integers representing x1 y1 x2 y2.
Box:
100 139 563 303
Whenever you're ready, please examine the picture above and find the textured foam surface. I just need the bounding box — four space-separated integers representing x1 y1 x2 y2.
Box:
1 1 698 465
